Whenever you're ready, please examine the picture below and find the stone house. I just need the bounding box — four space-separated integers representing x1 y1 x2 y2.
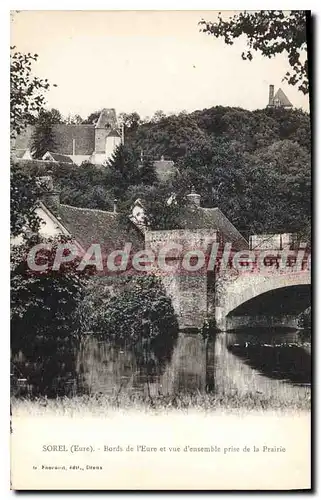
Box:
12 108 122 166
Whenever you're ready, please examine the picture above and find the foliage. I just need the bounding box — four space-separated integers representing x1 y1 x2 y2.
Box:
126 105 310 161
199 11 309 94
106 144 157 200
122 183 187 230
10 160 40 238
79 275 178 363
118 111 141 132
10 47 54 137
31 108 62 159
82 110 101 125
11 235 90 397
65 113 83 125
242 140 311 236
123 105 311 238
17 102 311 239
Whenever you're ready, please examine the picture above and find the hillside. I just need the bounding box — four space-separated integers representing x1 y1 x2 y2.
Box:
15 105 311 240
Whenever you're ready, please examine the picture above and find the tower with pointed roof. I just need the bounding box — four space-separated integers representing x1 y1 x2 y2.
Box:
92 108 122 164
267 85 293 109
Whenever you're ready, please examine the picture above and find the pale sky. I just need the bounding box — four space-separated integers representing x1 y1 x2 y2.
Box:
10 10 309 119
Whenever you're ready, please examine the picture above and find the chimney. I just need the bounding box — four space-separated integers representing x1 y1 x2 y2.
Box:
121 122 125 145
113 198 118 213
186 186 201 208
269 85 274 106
72 139 76 156
37 173 60 212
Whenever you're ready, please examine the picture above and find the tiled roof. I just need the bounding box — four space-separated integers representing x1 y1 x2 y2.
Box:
13 124 95 155
95 108 117 129
44 152 74 164
178 206 248 250
107 128 121 138
273 88 293 107
52 124 95 155
56 204 144 253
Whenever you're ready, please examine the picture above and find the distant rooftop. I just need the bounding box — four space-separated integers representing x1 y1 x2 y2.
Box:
268 85 293 108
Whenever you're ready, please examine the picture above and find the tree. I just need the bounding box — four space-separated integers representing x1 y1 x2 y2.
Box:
79 275 178 364
10 47 54 137
65 113 84 125
137 158 157 185
242 140 311 237
118 112 141 131
123 183 187 230
11 235 90 397
151 110 167 123
31 108 61 158
199 11 309 94
82 110 101 125
10 50 89 397
10 161 40 238
105 144 138 199
106 144 157 200
49 108 63 124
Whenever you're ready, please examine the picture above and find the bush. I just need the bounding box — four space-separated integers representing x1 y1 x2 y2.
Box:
11 235 89 397
80 275 179 364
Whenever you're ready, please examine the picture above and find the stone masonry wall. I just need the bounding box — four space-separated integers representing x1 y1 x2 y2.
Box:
145 229 219 329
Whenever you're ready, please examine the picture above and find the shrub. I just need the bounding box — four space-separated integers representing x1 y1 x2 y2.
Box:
79 275 179 364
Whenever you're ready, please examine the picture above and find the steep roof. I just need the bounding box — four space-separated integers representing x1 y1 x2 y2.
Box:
273 88 293 107
56 204 144 253
178 206 248 250
43 152 74 164
13 124 96 155
13 148 30 159
95 108 117 129
52 124 95 154
107 128 121 138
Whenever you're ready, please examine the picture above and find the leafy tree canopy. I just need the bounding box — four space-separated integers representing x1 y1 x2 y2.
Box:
78 275 178 363
10 160 40 238
199 11 309 94
10 47 55 137
31 108 62 159
11 234 90 397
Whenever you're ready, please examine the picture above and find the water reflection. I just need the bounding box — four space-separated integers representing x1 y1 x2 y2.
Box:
76 333 206 396
76 328 311 396
226 328 311 386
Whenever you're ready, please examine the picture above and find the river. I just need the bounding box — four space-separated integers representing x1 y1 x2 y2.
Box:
76 327 311 398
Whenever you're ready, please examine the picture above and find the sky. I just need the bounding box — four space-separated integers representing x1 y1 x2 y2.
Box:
10 10 310 120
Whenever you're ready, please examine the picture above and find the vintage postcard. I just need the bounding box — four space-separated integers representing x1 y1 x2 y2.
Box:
10 10 311 490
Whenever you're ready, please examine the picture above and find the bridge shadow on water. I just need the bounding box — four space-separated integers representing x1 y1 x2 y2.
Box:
225 328 311 387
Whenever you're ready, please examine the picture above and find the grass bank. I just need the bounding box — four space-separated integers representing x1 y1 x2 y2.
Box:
11 389 311 418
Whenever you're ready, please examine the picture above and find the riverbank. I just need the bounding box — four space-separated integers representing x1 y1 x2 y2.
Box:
11 389 311 417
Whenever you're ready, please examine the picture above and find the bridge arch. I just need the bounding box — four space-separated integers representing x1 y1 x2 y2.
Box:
215 271 311 330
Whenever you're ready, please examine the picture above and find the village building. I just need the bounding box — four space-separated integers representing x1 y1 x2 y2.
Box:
16 178 247 259
12 108 122 166
42 152 75 164
267 84 293 109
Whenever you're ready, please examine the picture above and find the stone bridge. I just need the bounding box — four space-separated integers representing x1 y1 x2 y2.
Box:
145 229 311 332
215 270 311 331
